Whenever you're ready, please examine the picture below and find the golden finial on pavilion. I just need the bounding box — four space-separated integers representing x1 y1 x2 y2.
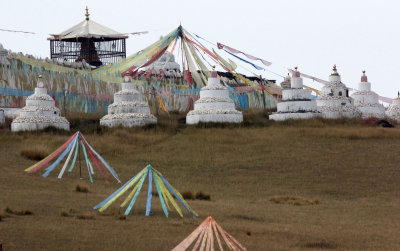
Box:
85 6 90 20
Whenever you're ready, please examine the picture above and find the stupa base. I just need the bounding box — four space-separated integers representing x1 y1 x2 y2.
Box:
11 117 70 132
100 113 157 128
269 112 320 121
357 106 385 119
186 110 243 125
319 111 361 119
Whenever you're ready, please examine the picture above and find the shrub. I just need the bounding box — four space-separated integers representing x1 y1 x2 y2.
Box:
20 149 48 161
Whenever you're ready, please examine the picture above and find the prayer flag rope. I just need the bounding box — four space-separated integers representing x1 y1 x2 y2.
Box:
93 164 198 217
172 216 247 251
25 131 120 183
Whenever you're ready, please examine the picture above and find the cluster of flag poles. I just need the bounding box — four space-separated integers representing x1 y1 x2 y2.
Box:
25 131 120 184
172 216 247 251
93 164 198 217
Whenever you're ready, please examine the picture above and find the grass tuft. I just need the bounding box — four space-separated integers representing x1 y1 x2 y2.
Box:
4 206 33 215
75 185 89 193
117 214 126 220
4 206 13 214
20 149 48 161
195 191 211 201
61 210 71 217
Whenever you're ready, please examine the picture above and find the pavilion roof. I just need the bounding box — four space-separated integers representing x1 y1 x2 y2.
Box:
48 9 128 40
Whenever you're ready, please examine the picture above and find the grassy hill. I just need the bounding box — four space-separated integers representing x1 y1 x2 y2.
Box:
0 111 399 250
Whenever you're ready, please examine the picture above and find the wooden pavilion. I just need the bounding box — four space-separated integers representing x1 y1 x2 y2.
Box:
48 7 128 68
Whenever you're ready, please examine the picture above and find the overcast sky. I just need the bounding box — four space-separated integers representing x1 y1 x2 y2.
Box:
1 0 399 99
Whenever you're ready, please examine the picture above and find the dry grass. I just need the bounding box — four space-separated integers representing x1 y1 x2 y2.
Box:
0 112 399 250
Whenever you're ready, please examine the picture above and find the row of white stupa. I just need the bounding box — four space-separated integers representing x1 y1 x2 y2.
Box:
270 65 400 121
10 68 242 131
8 67 400 131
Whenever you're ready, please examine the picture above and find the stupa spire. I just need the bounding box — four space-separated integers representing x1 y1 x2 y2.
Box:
37 75 44 88
292 66 300 78
123 71 132 83
331 64 339 76
361 70 368 82
211 65 217 78
85 6 90 21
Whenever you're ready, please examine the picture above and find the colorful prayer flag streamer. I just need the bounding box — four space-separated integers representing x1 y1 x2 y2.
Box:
25 131 120 183
93 164 198 217
172 216 247 251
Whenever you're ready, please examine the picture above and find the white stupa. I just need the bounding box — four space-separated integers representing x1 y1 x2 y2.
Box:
270 67 319 120
316 65 361 119
351 70 385 119
11 76 70 131
385 93 400 122
149 52 180 72
186 67 243 124
100 74 157 127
